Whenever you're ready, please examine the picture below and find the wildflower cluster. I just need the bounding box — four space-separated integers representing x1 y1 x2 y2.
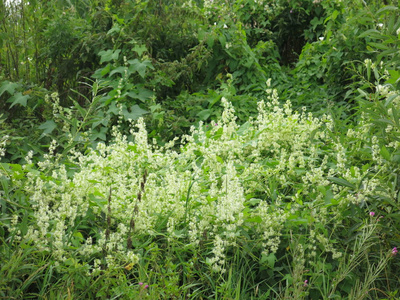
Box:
9 86 394 276
0 135 8 157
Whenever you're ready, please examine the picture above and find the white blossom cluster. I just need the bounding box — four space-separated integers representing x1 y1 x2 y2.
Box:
9 84 393 273
0 135 9 157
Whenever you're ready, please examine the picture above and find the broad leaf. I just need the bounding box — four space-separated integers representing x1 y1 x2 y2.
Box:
8 92 30 108
197 109 211 121
99 49 121 64
127 86 153 102
107 24 121 36
109 66 128 77
121 105 148 121
128 59 154 78
385 70 400 85
38 120 57 134
90 127 107 141
132 44 147 56
0 81 19 97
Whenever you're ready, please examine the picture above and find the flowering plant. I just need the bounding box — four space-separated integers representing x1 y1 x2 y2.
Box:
3 84 397 298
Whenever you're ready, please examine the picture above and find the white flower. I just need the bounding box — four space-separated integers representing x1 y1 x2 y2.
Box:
319 36 324 41
376 84 390 96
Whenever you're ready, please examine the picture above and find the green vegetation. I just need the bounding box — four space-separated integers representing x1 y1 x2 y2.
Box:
1 0 400 298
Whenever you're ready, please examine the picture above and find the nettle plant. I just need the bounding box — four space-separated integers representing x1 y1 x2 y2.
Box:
4 84 398 297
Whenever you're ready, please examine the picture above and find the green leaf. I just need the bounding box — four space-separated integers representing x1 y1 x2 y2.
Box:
357 16 374 25
0 81 19 97
127 86 153 102
246 216 263 223
128 59 154 78
92 111 109 128
357 88 368 97
317 185 326 194
107 24 121 35
90 126 107 141
283 274 293 285
109 66 128 77
328 177 356 189
99 49 121 64
132 44 147 56
38 120 57 134
8 92 29 108
121 105 148 121
332 9 339 20
89 194 107 209
208 94 222 108
376 5 398 15
380 145 391 161
260 252 276 268
325 189 335 205
368 42 389 50
324 10 339 24
378 49 400 62
392 107 399 127
245 198 261 206
358 29 382 39
219 34 226 48
330 9 339 21
289 218 309 225
207 35 215 48
385 70 400 85
387 13 397 32
197 29 205 41
113 14 125 25
197 109 211 121
71 98 86 119
375 118 394 126
237 121 251 135
101 64 112 77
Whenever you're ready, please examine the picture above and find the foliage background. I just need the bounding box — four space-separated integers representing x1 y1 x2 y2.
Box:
1 0 400 299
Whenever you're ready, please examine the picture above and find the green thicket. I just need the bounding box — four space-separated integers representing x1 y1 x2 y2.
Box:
1 0 400 299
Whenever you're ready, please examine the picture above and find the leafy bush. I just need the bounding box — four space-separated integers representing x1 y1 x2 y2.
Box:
281 1 400 114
